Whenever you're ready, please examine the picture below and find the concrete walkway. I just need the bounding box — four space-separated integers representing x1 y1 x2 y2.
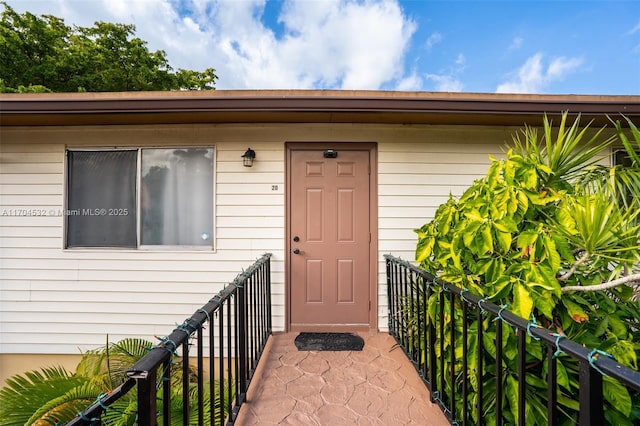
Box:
234 332 450 425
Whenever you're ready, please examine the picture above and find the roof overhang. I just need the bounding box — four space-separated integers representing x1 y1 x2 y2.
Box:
1 90 638 127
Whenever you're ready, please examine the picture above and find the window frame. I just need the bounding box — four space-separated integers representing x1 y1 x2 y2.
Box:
614 148 633 167
64 146 216 251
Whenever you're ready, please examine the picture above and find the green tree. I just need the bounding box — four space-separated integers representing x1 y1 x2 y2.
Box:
0 2 217 92
415 113 640 424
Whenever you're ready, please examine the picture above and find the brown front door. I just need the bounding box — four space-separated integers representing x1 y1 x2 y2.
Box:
289 148 371 330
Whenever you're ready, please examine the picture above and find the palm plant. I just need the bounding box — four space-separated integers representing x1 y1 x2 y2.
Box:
576 116 640 220
0 338 149 425
0 337 226 425
0 366 95 425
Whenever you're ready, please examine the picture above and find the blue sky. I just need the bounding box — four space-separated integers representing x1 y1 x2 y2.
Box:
6 0 640 94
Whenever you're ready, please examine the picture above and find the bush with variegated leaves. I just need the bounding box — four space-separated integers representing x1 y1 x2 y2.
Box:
415 113 640 425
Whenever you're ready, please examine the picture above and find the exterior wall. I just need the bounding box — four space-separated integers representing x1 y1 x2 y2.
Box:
0 122 515 363
0 124 287 357
376 126 512 326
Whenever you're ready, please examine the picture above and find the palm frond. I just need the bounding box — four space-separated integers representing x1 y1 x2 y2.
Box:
613 115 640 167
556 193 640 263
99 399 138 426
510 113 615 191
27 381 101 425
576 118 640 224
541 113 615 185
77 337 154 388
109 337 154 360
0 366 88 426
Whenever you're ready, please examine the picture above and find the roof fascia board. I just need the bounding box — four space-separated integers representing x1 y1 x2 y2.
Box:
1 91 638 126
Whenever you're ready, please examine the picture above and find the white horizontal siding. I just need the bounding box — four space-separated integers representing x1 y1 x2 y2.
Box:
376 128 510 330
0 163 63 174
2 258 283 272
1 185 62 195
0 173 63 184
0 194 62 205
1 122 518 354
0 247 277 261
0 126 286 354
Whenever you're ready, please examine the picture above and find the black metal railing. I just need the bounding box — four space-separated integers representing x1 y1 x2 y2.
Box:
385 254 640 426
68 253 272 426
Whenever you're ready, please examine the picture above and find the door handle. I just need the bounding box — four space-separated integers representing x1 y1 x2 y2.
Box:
292 248 301 255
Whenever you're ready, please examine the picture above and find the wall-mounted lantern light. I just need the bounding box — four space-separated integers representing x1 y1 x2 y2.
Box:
242 147 256 167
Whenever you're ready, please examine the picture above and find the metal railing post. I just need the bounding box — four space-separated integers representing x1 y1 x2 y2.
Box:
237 280 247 406
579 360 604 426
136 372 157 426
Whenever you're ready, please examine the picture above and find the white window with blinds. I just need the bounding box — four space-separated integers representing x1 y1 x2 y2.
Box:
66 147 214 249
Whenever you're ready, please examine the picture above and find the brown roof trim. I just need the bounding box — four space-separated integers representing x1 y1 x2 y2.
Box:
1 90 638 127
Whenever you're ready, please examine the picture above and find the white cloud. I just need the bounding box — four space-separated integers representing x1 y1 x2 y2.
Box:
264 0 417 89
425 74 462 92
5 0 417 90
395 71 423 91
547 56 584 80
425 32 442 50
186 0 418 89
627 21 640 54
508 37 523 50
496 53 584 94
422 51 465 92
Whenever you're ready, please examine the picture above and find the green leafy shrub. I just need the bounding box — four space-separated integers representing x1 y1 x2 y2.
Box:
415 113 640 425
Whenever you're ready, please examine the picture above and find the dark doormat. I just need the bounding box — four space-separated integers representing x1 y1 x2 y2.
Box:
294 332 365 351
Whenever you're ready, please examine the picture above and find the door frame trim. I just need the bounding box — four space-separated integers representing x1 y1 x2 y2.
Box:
285 142 378 332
